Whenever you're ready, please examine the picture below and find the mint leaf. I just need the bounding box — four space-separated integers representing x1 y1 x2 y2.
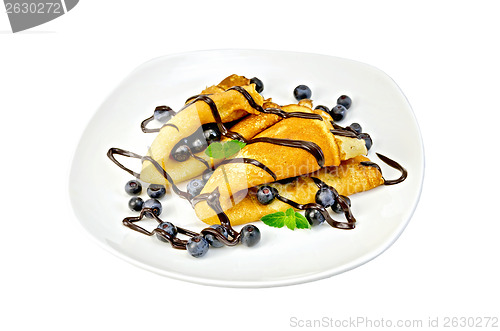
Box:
223 140 246 158
204 140 246 159
294 211 311 229
261 211 286 228
284 208 296 230
260 208 311 230
205 142 224 159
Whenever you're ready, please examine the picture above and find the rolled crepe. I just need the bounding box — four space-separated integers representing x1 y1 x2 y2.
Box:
196 156 383 225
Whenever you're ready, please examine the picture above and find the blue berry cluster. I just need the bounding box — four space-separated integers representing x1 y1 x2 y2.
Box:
125 179 166 218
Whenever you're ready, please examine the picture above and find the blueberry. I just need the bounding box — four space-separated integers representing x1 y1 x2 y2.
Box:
204 224 229 248
156 222 177 242
190 138 207 154
293 85 312 101
332 196 351 214
358 133 373 150
347 122 362 134
305 208 326 226
250 77 264 93
125 180 142 195
330 104 347 122
315 187 337 208
153 106 173 123
256 186 277 205
147 184 166 199
202 124 221 145
202 170 213 183
187 179 205 197
314 105 330 114
337 95 352 109
186 236 209 258
240 225 261 247
171 144 190 162
143 198 162 218
128 196 144 212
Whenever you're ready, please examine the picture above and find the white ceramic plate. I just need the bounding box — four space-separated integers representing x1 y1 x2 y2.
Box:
69 49 424 288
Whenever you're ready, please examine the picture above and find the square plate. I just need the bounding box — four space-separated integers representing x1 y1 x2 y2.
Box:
69 49 424 287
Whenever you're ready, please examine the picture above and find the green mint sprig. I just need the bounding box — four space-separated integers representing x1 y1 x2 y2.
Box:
205 140 246 159
261 208 311 230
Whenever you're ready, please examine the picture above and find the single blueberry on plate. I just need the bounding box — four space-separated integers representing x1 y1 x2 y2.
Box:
305 208 326 226
128 196 144 212
293 85 312 101
186 236 209 258
337 95 352 109
240 225 261 247
147 184 166 199
250 77 264 93
125 180 142 195
330 104 347 122
156 222 177 242
143 198 162 218
204 224 229 248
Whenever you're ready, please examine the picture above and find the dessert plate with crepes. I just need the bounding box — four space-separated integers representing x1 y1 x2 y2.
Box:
69 50 424 287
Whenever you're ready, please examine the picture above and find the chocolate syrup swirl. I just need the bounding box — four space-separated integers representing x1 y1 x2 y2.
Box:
310 177 356 228
186 146 212 170
227 86 324 121
151 85 330 168
330 129 358 138
197 188 240 241
185 94 201 104
107 147 191 200
247 138 325 167
183 94 246 142
360 153 407 185
110 83 410 253
108 148 251 246
122 208 198 250
330 123 364 139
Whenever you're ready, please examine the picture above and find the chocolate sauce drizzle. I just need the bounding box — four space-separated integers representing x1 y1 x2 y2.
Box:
144 85 329 171
330 129 359 138
186 146 212 170
123 208 199 250
111 83 409 252
360 153 407 185
181 87 327 168
192 188 241 244
108 148 255 247
227 86 324 121
107 147 190 200
330 122 363 139
247 138 325 167
183 94 246 142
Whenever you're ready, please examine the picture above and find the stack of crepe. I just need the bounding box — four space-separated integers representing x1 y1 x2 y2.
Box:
140 75 384 226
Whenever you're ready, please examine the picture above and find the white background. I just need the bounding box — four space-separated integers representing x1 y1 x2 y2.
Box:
1 1 499 330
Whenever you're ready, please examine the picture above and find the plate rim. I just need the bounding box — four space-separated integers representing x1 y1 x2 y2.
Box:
69 49 425 288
